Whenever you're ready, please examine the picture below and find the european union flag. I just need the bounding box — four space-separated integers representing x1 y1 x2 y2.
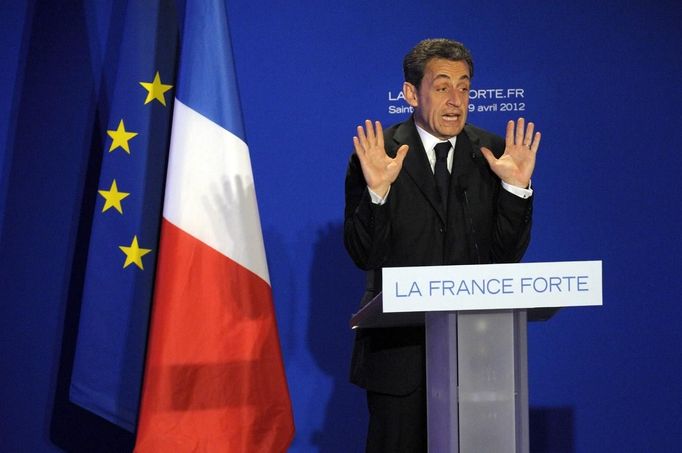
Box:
69 0 178 431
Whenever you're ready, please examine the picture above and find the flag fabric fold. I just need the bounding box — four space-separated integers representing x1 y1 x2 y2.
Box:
134 0 295 451
69 0 177 431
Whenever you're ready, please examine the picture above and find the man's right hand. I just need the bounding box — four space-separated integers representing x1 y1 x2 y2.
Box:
353 119 409 198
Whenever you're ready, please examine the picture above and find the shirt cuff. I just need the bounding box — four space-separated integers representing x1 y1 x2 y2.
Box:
368 186 390 205
501 180 533 199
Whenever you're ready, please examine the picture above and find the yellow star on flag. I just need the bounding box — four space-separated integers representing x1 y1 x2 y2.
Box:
119 235 152 270
98 179 130 214
139 71 173 106
107 119 138 154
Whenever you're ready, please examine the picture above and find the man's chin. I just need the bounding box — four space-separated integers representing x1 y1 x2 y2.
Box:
436 124 465 139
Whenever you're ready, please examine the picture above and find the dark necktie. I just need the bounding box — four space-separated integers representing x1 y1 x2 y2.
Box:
434 141 451 210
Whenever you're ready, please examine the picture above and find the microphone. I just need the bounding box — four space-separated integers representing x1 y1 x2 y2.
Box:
470 147 485 168
458 175 481 264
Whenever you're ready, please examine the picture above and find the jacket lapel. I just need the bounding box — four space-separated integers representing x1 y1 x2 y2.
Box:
450 126 481 191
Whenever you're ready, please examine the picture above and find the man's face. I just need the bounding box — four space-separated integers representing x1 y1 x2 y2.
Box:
404 58 470 139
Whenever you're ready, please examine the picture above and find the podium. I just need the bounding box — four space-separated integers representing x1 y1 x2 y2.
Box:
350 261 602 453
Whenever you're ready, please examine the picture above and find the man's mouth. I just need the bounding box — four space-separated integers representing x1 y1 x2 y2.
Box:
442 112 461 122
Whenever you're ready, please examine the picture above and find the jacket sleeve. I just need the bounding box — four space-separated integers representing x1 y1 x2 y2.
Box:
343 153 393 270
490 186 533 263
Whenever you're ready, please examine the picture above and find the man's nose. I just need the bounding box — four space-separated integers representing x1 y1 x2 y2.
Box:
447 91 462 107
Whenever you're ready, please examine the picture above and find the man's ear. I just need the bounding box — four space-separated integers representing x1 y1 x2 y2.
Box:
403 81 418 108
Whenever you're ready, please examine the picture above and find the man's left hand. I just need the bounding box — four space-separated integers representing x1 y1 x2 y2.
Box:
480 117 540 188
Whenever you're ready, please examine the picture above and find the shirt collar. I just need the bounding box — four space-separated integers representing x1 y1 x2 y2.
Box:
414 123 457 153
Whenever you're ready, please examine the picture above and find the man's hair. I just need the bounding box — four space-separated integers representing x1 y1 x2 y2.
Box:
403 39 474 88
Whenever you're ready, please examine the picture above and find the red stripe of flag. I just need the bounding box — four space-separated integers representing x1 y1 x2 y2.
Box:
135 220 294 451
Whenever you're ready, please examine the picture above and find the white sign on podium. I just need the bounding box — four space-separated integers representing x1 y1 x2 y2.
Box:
382 260 602 313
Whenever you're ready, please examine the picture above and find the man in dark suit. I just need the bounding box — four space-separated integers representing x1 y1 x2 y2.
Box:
344 39 541 452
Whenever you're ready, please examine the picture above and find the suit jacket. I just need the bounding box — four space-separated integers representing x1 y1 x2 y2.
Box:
343 117 532 395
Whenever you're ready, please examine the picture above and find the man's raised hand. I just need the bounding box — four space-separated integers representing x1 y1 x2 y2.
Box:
480 117 540 189
353 119 409 198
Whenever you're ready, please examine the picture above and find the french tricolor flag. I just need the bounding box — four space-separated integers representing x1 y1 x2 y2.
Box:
134 1 295 451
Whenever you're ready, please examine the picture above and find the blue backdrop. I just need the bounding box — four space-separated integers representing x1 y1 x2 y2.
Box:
1 1 681 452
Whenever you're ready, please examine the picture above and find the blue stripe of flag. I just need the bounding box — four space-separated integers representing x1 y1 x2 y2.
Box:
175 0 245 140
